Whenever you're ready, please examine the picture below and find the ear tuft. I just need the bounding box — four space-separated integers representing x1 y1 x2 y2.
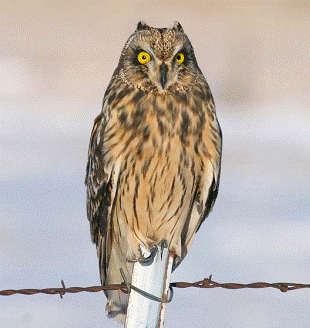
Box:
172 21 184 33
136 21 150 31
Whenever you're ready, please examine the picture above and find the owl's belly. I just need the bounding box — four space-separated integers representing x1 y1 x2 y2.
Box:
113 132 200 255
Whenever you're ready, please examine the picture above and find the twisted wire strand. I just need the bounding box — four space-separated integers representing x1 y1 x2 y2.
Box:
1 277 309 297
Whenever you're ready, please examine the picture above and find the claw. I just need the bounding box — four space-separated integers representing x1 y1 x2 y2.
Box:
139 246 158 266
127 258 139 263
160 239 168 260
172 255 181 271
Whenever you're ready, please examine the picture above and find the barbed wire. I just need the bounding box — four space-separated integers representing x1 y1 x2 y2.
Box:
1 276 309 298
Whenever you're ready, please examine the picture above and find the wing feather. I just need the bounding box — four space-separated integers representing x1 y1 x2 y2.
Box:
179 118 222 265
197 119 222 230
85 112 112 281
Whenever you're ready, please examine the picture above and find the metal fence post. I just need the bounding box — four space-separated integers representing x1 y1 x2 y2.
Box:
125 247 174 328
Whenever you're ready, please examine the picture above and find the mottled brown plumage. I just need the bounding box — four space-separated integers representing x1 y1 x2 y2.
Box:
85 21 222 322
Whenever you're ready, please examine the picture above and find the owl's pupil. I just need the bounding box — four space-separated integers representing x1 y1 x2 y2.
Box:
177 55 181 60
142 55 146 60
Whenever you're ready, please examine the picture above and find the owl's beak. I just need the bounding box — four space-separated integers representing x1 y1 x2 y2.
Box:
160 63 168 89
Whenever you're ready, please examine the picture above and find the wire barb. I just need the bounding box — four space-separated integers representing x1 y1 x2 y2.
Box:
59 280 66 299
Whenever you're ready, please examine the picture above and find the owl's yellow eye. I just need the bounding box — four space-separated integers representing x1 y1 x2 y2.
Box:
137 51 151 64
175 52 185 64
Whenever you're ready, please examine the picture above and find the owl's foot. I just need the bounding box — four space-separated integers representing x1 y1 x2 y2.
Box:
126 240 169 265
139 245 158 266
139 240 170 265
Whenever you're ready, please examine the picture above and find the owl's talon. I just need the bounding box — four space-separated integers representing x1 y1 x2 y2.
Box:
172 255 182 271
160 239 168 260
139 246 158 266
126 258 139 263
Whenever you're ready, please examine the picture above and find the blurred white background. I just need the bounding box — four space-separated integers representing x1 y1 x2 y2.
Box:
1 1 309 327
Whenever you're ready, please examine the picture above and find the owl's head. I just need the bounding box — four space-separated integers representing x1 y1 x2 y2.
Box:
118 21 199 93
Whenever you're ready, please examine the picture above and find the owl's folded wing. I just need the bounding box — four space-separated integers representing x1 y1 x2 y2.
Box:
197 117 222 231
85 112 112 281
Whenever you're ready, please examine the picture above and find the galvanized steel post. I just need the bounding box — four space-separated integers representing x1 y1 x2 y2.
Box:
125 247 174 328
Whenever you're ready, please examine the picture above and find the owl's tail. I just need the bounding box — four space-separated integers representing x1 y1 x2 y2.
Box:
102 243 133 323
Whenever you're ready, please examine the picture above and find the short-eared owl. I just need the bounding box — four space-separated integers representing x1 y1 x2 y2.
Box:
85 21 222 321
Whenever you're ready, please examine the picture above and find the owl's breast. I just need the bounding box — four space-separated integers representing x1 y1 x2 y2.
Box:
104 89 212 161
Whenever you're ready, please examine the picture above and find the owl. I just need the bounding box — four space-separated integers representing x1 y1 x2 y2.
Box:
85 21 222 322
